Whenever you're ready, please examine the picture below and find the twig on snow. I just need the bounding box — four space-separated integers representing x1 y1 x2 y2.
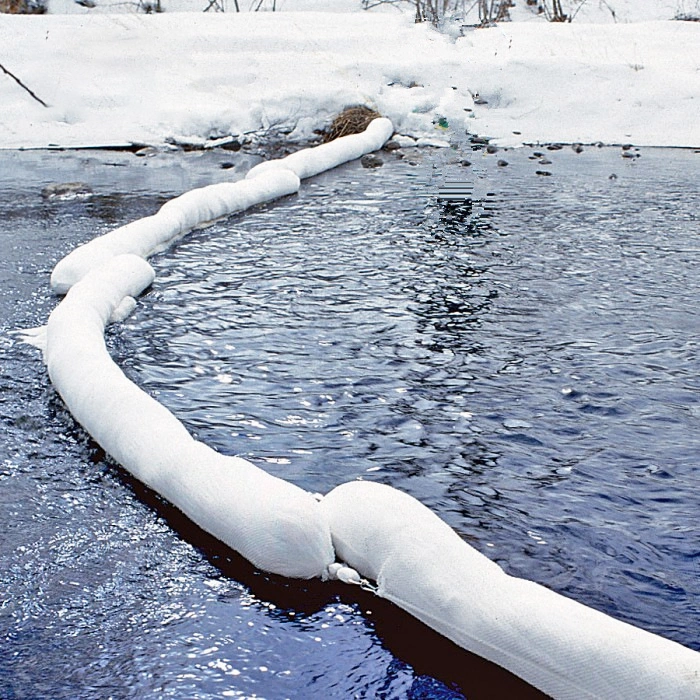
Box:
0 61 49 108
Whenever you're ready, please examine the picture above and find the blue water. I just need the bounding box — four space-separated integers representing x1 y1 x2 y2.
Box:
1 144 698 698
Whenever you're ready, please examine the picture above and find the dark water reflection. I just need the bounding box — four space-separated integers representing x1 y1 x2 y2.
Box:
1 145 698 699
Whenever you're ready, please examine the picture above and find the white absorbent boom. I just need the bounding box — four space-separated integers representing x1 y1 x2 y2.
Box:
36 119 699 699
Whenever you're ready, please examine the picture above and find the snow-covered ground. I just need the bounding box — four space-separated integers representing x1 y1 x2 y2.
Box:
0 2 698 149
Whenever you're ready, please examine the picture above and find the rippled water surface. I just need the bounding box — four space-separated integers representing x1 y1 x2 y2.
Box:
1 144 698 699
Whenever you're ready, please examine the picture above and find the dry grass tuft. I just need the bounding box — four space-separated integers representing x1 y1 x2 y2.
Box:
0 0 46 12
323 105 382 143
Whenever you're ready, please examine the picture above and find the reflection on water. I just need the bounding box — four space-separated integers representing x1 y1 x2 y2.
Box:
1 145 699 698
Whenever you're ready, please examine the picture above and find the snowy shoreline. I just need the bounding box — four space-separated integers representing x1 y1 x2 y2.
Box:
1 10 699 151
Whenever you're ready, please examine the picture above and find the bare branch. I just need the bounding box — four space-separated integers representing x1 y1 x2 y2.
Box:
0 61 49 108
568 0 589 22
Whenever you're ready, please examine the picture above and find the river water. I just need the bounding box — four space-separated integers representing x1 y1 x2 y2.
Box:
1 143 698 699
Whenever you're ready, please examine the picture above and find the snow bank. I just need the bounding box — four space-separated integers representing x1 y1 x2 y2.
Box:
1 10 698 149
0 12 455 149
455 20 700 147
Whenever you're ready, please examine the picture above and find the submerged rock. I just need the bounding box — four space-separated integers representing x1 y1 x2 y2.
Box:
41 182 93 200
220 139 242 152
134 146 159 157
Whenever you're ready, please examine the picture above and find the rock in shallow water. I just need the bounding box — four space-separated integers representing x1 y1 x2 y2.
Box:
361 154 384 169
41 182 93 200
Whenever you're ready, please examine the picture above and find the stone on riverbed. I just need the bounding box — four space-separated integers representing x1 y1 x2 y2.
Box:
41 182 93 200
361 154 384 168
